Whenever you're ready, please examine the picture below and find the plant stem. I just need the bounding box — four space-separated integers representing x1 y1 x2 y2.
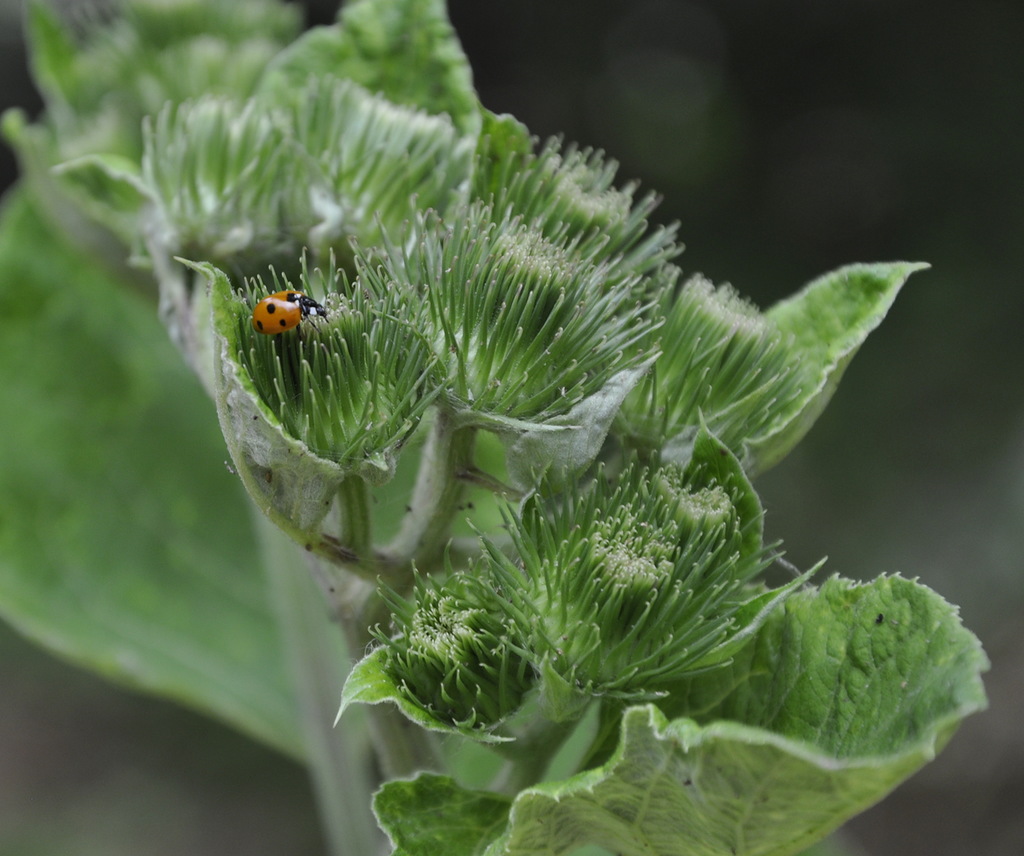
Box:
336 475 373 559
490 716 579 794
382 407 477 582
257 512 385 856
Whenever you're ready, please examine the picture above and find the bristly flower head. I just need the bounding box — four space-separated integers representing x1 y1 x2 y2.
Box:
361 428 813 732
286 77 473 263
474 138 681 295
230 254 438 482
141 97 303 271
511 457 773 715
18 0 300 162
372 567 536 732
366 199 658 428
616 275 805 466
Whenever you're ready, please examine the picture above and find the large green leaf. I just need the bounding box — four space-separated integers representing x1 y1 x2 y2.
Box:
375 773 512 856
0 191 301 758
374 575 987 856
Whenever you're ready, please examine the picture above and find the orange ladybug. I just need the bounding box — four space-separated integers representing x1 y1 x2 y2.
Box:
252 290 327 334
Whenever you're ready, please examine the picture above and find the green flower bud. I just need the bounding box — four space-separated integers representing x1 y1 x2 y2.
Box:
184 254 437 565
368 201 656 427
374 569 536 731
226 255 437 481
285 77 473 262
480 432 806 720
474 138 681 291
617 275 805 464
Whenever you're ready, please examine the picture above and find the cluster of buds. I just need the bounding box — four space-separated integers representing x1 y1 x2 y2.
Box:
7 0 924 745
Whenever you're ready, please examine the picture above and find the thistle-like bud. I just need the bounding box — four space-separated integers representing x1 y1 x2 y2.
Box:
371 568 536 732
505 429 805 719
285 77 473 262
617 275 804 466
187 253 437 560
353 427 813 734
474 138 681 293
16 0 300 163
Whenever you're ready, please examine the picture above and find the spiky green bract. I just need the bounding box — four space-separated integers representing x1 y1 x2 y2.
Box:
21 0 299 162
617 275 804 465
507 431 799 720
141 97 303 273
285 77 473 263
369 200 657 427
140 78 473 273
472 138 682 298
371 567 536 733
232 256 438 483
354 428 803 734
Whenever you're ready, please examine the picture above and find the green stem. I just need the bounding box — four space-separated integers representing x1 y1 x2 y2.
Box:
382 408 477 582
257 512 384 856
336 475 373 559
490 716 579 794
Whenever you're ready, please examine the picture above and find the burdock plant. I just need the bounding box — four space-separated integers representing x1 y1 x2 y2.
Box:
0 1 987 854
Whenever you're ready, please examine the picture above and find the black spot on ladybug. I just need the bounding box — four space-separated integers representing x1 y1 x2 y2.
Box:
266 303 277 314
255 319 264 330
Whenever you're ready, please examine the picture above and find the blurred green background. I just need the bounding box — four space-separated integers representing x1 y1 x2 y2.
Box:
1 0 1021 854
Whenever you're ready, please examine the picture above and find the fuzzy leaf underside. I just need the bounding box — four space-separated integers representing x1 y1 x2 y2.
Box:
501 361 655 492
0 192 301 758
373 575 987 856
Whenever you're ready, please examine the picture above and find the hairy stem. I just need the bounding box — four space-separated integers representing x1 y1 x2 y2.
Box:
382 407 477 583
257 512 384 856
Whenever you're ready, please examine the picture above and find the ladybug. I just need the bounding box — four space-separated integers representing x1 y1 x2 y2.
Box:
252 290 327 334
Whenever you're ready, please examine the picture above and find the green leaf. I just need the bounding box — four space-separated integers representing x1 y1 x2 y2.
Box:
661 575 988 757
50 153 151 248
502 361 655 492
24 0 79 108
262 0 481 137
374 774 511 856
0 191 301 758
680 424 765 557
751 261 928 472
489 575 987 856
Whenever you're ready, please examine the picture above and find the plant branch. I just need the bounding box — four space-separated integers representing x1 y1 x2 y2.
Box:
381 407 477 583
257 512 385 856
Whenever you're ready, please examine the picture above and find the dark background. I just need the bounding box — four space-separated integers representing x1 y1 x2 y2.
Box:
2 1 1022 853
